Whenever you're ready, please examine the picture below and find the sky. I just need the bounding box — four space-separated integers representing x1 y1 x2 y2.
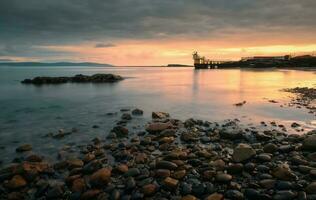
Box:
0 0 316 66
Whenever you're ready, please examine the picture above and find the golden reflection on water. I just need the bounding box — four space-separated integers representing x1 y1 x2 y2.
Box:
155 69 316 105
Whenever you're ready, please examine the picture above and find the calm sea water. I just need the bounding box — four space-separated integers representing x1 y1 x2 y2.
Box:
0 66 315 164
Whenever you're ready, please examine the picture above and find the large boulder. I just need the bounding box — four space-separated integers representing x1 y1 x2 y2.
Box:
272 164 297 181
232 144 256 162
302 134 316 151
152 112 170 119
90 168 112 187
146 122 173 133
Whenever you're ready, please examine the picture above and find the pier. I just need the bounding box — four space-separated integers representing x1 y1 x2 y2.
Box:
193 52 231 69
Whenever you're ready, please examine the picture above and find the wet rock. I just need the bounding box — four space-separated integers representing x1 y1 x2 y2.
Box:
116 164 128 173
22 74 123 84
16 144 32 152
181 195 197 200
67 158 84 169
232 143 256 162
6 175 27 189
259 179 276 189
142 184 157 196
219 127 243 140
121 113 132 120
227 163 243 174
215 173 232 183
305 182 316 194
302 134 316 151
205 193 224 200
126 177 136 189
111 126 129 138
83 153 95 163
90 168 112 186
25 154 43 162
125 168 140 177
276 181 293 190
164 177 178 188
273 191 296 200
132 108 143 115
71 178 86 192
81 189 101 200
156 169 171 177
291 122 300 128
257 153 272 162
146 122 173 133
225 190 244 200
297 192 306 200
272 164 297 181
173 170 186 179
244 189 260 199
181 132 199 142
46 186 64 200
156 160 178 170
262 143 277 153
152 112 170 119
92 125 99 129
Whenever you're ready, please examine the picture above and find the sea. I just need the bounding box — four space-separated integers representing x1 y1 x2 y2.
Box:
0 66 315 164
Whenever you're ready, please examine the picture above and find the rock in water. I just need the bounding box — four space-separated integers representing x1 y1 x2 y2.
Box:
302 134 316 151
146 122 173 133
152 112 170 119
16 144 32 152
111 126 129 137
21 73 123 84
232 143 256 162
132 108 144 115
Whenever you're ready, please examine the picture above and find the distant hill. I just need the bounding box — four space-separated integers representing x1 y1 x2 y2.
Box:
167 64 193 67
0 62 113 67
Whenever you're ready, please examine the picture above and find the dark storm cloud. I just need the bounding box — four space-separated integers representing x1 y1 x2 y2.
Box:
0 0 315 58
95 43 116 48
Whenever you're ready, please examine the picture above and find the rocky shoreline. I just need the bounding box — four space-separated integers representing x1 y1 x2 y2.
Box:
0 110 316 200
283 87 316 116
21 74 123 85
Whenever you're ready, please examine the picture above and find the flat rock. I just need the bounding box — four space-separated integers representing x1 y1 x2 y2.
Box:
146 122 173 133
232 143 256 162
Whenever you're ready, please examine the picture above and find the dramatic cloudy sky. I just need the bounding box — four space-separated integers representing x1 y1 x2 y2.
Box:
0 0 315 65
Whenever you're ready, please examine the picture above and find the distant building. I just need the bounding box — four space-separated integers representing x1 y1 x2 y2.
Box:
241 55 291 62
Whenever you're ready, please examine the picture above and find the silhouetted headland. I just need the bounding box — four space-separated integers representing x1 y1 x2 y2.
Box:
0 62 113 67
193 52 316 69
